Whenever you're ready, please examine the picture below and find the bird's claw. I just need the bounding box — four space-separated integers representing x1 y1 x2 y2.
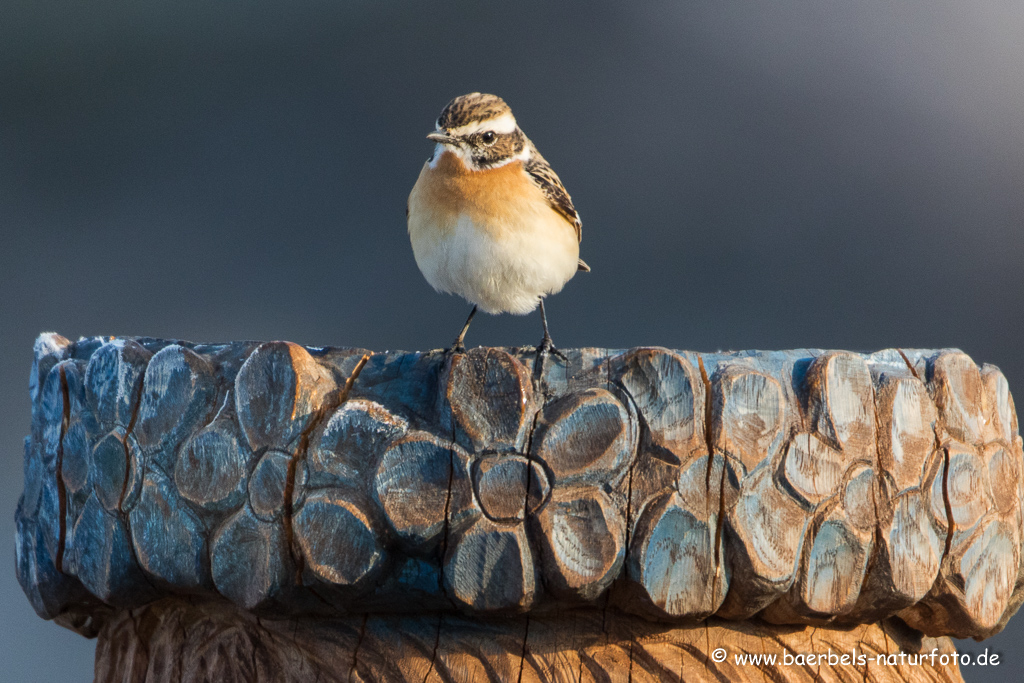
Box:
536 336 568 363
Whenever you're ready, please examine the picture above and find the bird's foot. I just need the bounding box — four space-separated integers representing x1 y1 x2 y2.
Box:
536 335 568 363
447 340 467 356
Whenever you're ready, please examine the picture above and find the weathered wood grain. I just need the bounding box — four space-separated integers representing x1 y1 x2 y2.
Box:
15 334 1024 681
92 597 966 683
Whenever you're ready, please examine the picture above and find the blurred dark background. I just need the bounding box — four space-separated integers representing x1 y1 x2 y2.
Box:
2 1 1022 679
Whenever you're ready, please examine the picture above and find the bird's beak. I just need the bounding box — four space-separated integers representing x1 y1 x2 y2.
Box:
426 131 456 144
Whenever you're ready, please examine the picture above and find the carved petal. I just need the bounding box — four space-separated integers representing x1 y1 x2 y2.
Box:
443 348 534 453
987 443 1021 516
726 465 809 605
61 361 100 501
930 351 984 446
135 345 216 469
782 432 849 506
876 375 937 492
712 366 783 472
616 348 704 458
129 468 209 588
531 388 637 488
21 438 43 521
956 518 1018 632
373 432 474 549
176 394 250 512
210 507 290 610
888 490 943 602
72 493 158 607
534 487 625 602
807 352 876 456
981 364 1017 445
61 418 91 496
84 340 152 431
800 514 871 616
93 429 128 512
30 332 70 418
678 451 742 506
40 362 68 469
235 342 336 452
942 443 992 532
629 491 727 618
295 491 384 587
248 449 305 522
308 399 407 487
841 464 878 533
16 506 93 623
37 469 63 570
444 516 536 611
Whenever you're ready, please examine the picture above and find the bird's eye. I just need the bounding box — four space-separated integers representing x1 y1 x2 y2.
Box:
481 131 496 145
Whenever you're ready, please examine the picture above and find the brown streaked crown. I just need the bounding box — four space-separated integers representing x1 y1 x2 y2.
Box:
437 93 511 131
428 92 582 240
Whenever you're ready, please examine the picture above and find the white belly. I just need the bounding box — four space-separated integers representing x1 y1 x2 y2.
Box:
410 211 580 315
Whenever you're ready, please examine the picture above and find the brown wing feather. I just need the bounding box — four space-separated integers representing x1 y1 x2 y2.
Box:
524 148 582 243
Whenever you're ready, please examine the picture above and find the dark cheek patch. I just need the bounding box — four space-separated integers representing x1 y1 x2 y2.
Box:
471 132 523 168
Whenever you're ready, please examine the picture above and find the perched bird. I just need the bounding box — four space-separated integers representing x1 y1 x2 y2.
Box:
407 92 588 358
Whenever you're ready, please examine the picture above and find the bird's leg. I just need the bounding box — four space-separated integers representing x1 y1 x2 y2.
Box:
535 299 567 363
449 305 478 354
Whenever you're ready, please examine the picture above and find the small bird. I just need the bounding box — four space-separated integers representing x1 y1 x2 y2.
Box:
407 92 588 358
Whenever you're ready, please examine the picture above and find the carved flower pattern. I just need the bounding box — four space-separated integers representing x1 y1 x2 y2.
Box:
209 342 395 609
18 334 1024 640
374 349 638 611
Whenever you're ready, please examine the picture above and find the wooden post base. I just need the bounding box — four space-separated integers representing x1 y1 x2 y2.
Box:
95 597 963 683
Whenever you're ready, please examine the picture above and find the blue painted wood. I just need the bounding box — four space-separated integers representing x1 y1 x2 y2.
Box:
14 335 1024 644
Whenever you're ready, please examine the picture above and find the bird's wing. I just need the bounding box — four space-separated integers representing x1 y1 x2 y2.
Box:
524 149 582 243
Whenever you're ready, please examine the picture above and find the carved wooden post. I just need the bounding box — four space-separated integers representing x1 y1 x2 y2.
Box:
16 334 1024 681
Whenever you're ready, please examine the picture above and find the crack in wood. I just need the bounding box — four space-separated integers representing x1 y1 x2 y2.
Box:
612 359 641 604
251 614 264 679
572 611 584 683
88 598 970 683
897 348 922 382
422 613 444 683
285 353 371 583
697 355 715 488
940 446 955 561
808 625 821 680
711 461 727 605
438 357 459 608
348 613 369 683
859 372 887 606
697 355 728 609
516 614 531 683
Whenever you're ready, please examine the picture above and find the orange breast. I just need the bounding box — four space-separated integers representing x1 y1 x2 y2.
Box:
408 152 570 240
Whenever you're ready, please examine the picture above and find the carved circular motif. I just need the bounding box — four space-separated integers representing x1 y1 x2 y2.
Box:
248 448 306 521
473 454 550 522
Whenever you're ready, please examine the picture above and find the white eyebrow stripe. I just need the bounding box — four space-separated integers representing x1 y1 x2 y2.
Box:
447 112 518 136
